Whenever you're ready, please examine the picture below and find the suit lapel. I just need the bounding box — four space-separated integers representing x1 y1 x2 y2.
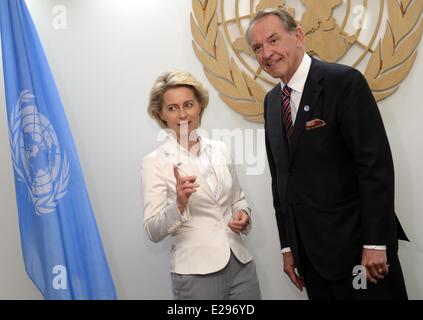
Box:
289 58 323 165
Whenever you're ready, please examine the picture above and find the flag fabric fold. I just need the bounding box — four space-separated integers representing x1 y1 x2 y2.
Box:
0 0 116 299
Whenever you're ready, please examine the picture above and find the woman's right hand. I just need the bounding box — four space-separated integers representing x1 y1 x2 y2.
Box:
173 165 198 213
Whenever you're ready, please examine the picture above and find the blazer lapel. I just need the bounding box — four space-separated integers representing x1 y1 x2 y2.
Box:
162 137 217 201
209 143 225 200
289 58 323 165
177 160 217 201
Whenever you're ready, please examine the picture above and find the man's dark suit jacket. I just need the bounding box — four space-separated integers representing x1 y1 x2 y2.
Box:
264 57 408 281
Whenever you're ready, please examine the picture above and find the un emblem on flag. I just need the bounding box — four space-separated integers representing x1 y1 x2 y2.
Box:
9 90 70 215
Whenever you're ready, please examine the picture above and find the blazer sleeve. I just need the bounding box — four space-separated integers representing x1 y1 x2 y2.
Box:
264 92 290 249
141 155 192 243
337 69 397 245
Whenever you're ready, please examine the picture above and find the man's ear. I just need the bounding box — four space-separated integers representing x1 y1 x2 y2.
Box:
295 26 305 47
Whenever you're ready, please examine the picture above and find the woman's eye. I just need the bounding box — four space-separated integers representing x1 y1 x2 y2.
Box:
185 103 193 108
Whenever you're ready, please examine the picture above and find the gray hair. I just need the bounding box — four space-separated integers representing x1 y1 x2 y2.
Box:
148 70 209 128
246 8 298 45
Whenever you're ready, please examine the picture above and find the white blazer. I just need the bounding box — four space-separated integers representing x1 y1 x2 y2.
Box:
141 135 253 275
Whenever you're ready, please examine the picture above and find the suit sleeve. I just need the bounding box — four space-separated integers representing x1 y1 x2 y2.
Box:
337 69 397 245
264 93 290 249
141 155 191 243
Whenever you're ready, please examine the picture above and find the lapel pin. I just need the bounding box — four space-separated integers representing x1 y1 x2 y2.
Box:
176 161 182 167
304 105 310 112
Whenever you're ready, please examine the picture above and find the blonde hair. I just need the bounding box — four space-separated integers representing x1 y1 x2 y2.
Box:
148 70 209 128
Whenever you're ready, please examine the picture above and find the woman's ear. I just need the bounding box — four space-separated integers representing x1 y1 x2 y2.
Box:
158 111 166 122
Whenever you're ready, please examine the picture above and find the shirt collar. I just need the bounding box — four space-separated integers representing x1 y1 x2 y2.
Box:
165 131 209 156
197 135 210 154
280 53 312 95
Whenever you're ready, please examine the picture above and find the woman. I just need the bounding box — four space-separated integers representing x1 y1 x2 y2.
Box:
141 70 261 300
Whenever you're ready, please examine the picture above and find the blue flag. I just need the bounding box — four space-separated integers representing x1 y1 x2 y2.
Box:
0 0 116 299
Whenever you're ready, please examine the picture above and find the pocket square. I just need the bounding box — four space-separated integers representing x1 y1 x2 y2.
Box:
305 119 326 130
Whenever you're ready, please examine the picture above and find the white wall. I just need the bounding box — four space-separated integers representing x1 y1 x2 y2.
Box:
0 0 421 299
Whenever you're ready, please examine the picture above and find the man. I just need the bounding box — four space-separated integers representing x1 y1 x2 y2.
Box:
246 8 408 300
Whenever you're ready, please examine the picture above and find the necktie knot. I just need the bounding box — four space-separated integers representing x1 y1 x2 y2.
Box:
282 85 292 97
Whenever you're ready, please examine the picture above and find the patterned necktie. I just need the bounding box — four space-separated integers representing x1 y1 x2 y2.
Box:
281 85 293 143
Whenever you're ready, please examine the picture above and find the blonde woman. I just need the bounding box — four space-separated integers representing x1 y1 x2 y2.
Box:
141 70 261 300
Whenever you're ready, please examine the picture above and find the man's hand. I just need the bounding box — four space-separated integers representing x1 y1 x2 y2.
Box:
361 248 389 284
282 251 304 291
228 210 250 233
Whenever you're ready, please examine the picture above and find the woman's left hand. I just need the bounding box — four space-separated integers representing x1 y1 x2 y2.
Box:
228 210 250 233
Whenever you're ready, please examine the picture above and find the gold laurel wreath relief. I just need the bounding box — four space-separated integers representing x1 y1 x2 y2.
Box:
191 0 423 123
365 0 423 101
191 0 266 123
